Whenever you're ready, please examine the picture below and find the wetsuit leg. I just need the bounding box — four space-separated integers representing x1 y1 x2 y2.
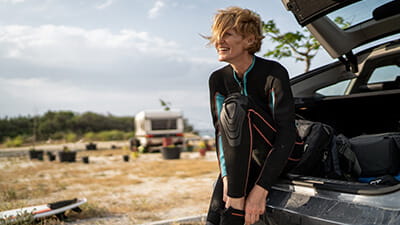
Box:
219 93 252 198
247 96 276 150
206 175 247 225
219 162 261 225
215 94 278 225
206 176 223 225
220 206 245 225
214 160 264 225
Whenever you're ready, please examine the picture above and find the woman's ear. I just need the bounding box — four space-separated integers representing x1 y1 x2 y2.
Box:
246 35 255 47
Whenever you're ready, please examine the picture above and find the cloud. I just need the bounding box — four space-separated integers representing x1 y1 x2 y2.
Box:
0 77 88 103
0 24 186 68
0 24 219 81
148 0 165 19
0 24 219 128
96 0 114 10
0 0 25 3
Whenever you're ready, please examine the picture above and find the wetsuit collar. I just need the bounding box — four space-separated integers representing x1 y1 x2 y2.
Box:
233 55 256 96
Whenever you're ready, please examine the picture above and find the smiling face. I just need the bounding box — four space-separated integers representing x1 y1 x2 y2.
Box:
206 7 264 61
215 29 253 64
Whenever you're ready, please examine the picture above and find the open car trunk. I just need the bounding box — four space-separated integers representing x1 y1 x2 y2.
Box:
266 80 400 224
263 1 400 224
287 90 400 191
282 39 400 192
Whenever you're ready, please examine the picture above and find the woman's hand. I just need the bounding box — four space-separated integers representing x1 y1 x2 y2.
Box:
245 184 268 225
223 176 245 210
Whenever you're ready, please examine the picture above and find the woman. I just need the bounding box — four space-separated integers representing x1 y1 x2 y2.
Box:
205 7 297 225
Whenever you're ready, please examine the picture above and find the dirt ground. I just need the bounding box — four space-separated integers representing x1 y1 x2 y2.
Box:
0 148 219 225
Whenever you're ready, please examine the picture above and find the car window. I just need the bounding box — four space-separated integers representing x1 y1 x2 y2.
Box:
316 80 352 96
151 119 177 130
327 0 393 29
368 65 400 83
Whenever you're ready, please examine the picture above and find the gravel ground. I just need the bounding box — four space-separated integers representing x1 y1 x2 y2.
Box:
1 148 218 225
68 151 217 225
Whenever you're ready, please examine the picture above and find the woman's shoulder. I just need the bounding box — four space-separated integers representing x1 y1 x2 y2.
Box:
255 56 289 77
256 56 287 70
209 64 232 80
211 64 231 75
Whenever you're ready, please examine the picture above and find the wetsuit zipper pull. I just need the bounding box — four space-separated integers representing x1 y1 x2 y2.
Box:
238 80 244 95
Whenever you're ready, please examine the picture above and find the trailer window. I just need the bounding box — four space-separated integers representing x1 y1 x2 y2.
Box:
151 119 177 130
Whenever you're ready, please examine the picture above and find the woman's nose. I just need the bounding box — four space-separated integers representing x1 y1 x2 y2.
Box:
216 36 225 44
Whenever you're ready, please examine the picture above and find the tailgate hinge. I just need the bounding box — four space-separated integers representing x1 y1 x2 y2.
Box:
339 51 358 73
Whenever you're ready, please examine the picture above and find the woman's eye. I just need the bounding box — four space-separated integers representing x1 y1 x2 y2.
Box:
223 32 232 37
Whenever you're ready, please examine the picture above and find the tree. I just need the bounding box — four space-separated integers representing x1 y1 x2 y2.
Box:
159 99 171 111
263 17 351 72
0 111 136 144
183 118 194 133
37 111 75 139
0 116 33 141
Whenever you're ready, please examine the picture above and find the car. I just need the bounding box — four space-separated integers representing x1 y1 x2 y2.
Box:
262 0 400 224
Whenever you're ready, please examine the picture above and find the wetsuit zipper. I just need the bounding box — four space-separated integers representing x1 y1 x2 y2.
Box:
238 80 244 94
233 56 255 97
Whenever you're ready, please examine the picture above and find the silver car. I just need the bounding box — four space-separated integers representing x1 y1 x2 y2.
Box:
264 1 400 224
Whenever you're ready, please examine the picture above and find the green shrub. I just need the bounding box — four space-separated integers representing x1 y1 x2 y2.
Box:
123 132 135 139
83 130 132 141
50 132 64 140
4 136 23 147
97 130 125 141
96 131 108 141
4 137 12 147
83 132 95 141
65 132 77 142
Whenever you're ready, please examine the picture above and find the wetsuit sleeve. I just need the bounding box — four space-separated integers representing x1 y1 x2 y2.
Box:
256 65 296 191
209 73 227 177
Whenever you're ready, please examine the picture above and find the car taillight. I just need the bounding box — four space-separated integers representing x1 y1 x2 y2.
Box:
145 134 154 138
176 133 184 137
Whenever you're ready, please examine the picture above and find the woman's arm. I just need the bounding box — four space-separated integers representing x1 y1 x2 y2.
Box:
256 65 297 191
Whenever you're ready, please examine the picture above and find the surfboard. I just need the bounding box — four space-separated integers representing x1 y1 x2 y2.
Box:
0 198 87 221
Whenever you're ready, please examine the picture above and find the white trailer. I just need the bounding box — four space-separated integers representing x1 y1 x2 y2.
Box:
134 110 184 152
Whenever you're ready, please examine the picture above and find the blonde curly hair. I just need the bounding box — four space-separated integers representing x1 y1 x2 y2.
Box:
206 6 264 54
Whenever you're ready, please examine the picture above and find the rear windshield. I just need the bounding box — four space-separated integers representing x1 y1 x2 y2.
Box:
327 0 400 52
151 119 177 130
327 0 394 28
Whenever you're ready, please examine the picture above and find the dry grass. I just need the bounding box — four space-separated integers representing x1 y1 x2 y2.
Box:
176 223 203 225
0 149 218 224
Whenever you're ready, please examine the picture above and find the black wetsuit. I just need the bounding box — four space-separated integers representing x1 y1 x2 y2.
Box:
207 56 297 224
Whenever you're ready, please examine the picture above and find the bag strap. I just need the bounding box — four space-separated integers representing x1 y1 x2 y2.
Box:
337 134 362 176
325 135 342 177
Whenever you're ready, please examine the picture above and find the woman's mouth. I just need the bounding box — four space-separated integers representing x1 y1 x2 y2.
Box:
218 47 230 53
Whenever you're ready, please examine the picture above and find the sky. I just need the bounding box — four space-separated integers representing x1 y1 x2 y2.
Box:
0 0 334 132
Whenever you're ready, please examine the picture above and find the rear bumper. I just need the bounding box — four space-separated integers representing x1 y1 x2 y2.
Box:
264 182 400 225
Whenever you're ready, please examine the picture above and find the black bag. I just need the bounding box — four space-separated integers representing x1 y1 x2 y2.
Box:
323 135 343 179
335 134 362 179
350 133 400 177
289 120 335 176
